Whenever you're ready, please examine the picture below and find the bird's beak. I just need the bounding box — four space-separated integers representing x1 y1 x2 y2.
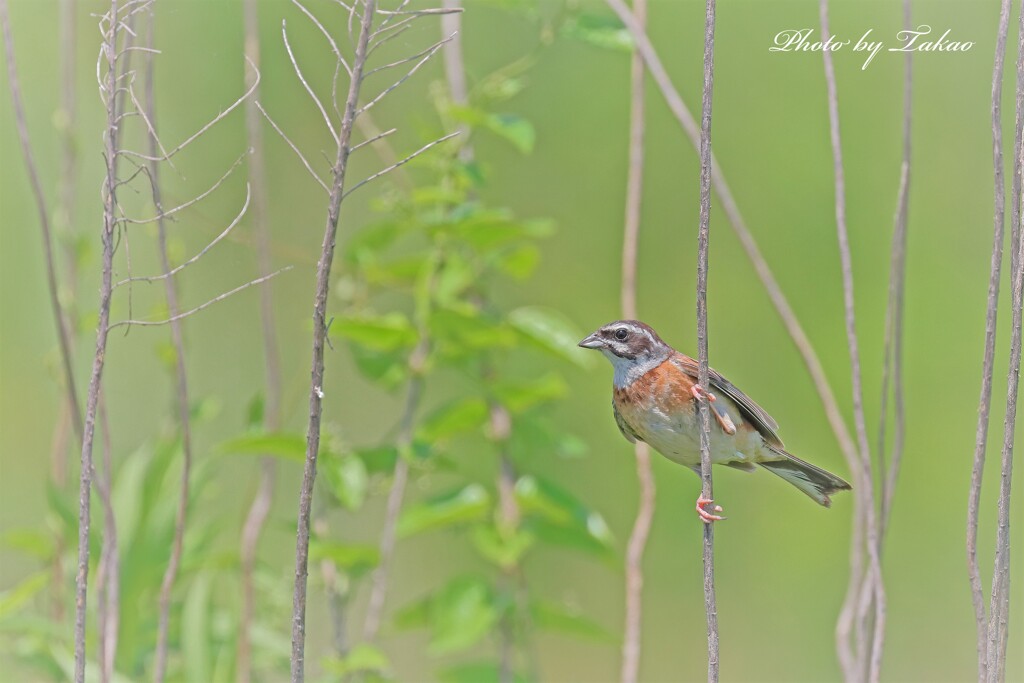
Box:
578 332 605 349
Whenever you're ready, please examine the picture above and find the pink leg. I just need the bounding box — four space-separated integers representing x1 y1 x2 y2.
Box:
691 384 736 434
695 495 726 523
690 384 717 402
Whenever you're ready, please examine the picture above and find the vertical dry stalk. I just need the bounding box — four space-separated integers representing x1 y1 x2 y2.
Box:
95 396 119 683
878 0 912 543
291 3 377 679
693 1 719 682
984 4 1024 679
0 0 84 444
967 1 1013 680
238 0 283 679
147 17 196 683
618 1 654 681
819 3 886 681
71 3 122 679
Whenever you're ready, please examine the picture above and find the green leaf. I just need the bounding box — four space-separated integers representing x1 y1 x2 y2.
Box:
486 113 535 154
217 432 306 463
471 525 535 569
309 540 380 575
495 243 541 279
398 484 491 537
532 599 613 641
508 306 592 368
182 572 212 683
434 251 478 306
321 453 369 511
246 393 265 429
515 476 614 555
0 572 49 619
429 577 498 654
3 530 55 561
492 374 567 414
349 345 408 389
439 663 528 683
418 398 489 441
509 415 588 461
526 518 615 561
430 307 516 352
562 13 634 52
334 313 418 351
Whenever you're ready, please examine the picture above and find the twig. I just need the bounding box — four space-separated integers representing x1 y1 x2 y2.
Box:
342 132 458 198
0 0 83 441
618 1 653 682
877 0 912 543
985 4 1024 679
355 34 453 118
255 101 330 193
819 3 885 681
290 3 377 679
693 2 719 681
291 0 351 77
70 3 124 679
967 1 1013 679
282 19 340 144
108 268 291 331
117 185 251 287
95 396 119 683
147 16 197 679
238 0 283 679
118 153 246 226
362 350 426 642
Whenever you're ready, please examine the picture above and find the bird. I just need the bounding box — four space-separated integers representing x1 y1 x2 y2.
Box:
578 320 851 522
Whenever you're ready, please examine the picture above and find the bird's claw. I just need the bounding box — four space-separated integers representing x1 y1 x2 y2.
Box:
691 384 717 403
696 495 726 523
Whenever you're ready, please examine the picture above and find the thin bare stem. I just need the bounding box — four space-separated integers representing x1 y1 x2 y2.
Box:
117 184 251 287
238 1 282 680
967 1 1013 679
291 0 351 77
362 351 426 642
877 0 912 543
95 396 119 683
619 1 653 681
118 153 246 226
819 3 885 681
147 20 196 679
256 101 330 193
0 0 83 441
985 5 1024 679
291 2 377 679
108 268 291 331
693 2 719 681
73 3 122 679
356 34 453 118
282 19 340 144
343 132 458 198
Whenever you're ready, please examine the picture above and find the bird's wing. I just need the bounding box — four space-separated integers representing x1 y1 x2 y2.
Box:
613 400 642 444
671 353 784 447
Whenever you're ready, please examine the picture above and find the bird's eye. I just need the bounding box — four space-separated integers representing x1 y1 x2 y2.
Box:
614 328 629 341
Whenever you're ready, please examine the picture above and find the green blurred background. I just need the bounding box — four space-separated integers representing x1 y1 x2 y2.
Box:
1 0 1022 681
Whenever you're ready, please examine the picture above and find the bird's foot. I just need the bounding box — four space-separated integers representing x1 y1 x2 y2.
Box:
695 496 726 523
690 384 717 403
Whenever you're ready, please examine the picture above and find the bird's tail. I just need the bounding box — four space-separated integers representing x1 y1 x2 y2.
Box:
758 447 852 507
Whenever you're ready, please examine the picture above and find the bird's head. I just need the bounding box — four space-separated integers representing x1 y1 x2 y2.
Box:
578 320 672 386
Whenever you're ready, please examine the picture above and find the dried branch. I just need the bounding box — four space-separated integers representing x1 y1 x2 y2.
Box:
291 0 351 77
618 1 653 682
94 396 119 683
108 268 291 331
118 153 246 226
238 0 283 680
693 2 720 682
356 34 453 118
256 101 330 193
343 132 458 198
117 184 251 287
819 3 885 681
146 19 197 680
289 2 377 678
967 1 1013 679
66 2 127 679
985 4 1024 679
362 345 427 642
282 19 340 144
877 0 912 542
0 0 83 441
